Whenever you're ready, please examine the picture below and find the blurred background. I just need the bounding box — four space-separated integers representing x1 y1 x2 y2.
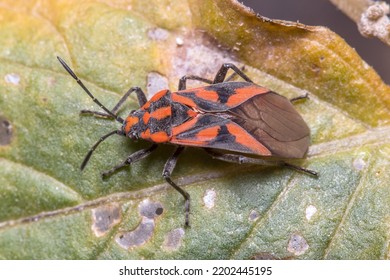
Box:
241 0 390 84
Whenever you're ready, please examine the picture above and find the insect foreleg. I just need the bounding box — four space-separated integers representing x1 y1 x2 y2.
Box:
101 144 158 178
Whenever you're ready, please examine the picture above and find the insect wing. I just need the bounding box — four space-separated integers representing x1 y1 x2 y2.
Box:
172 82 269 112
230 92 310 158
170 114 272 156
171 83 310 158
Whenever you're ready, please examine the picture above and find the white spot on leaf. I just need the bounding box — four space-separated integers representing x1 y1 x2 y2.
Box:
353 157 366 171
203 189 216 209
305 205 317 221
5 73 20 85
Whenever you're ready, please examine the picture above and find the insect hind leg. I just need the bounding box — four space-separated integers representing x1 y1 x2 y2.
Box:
290 92 309 103
213 63 253 84
162 146 191 227
178 75 213 90
204 149 318 177
178 64 249 90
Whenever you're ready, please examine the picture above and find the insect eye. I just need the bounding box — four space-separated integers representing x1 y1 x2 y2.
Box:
130 109 136 115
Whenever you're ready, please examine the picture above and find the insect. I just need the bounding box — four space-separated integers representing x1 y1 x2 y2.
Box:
57 56 317 227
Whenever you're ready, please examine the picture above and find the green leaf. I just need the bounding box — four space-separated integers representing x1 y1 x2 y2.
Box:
0 0 389 259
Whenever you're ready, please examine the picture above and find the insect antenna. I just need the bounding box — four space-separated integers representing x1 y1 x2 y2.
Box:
57 56 124 124
80 129 123 170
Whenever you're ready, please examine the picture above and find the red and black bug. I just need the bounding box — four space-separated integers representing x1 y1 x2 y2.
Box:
57 57 317 227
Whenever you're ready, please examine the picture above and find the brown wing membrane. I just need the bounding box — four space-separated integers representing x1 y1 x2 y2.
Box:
230 92 310 159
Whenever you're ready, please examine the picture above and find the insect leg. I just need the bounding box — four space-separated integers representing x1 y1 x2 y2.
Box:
178 75 213 90
223 65 246 82
204 149 318 177
81 87 148 118
178 65 247 90
213 63 253 84
162 146 191 227
290 92 309 103
101 144 158 178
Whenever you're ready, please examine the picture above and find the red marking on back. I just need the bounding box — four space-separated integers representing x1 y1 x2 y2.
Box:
194 88 219 102
171 93 197 108
195 125 220 141
124 116 139 134
226 85 269 107
171 117 219 147
150 131 170 143
141 89 169 110
149 106 171 120
143 112 150 124
187 109 198 118
170 137 207 147
171 117 199 136
150 89 169 102
225 123 271 155
140 128 151 139
141 129 170 143
141 102 150 110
